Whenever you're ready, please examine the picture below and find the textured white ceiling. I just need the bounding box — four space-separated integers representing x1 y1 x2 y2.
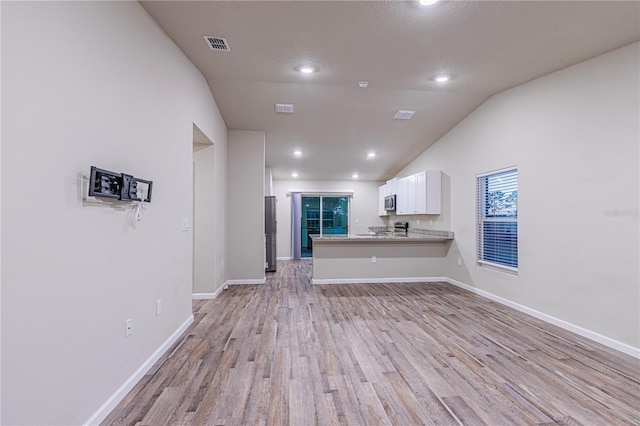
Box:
141 0 640 181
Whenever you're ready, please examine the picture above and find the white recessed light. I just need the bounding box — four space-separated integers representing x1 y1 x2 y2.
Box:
358 81 369 88
296 65 317 74
352 173 359 179
292 172 299 178
367 152 376 159
419 0 439 5
431 74 456 83
293 150 302 157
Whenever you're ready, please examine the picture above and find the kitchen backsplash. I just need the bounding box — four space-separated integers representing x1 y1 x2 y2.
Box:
409 228 455 238
382 215 451 233
367 225 454 239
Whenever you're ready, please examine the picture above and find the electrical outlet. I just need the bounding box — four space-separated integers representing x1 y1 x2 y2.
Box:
182 219 190 231
416 219 420 225
156 299 162 316
355 218 359 224
125 319 133 338
457 257 462 266
371 256 377 263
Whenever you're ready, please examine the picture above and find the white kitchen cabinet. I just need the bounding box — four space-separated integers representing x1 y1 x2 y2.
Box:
406 174 417 214
395 170 441 215
395 176 410 215
385 178 398 195
378 184 388 216
424 170 441 214
415 171 427 214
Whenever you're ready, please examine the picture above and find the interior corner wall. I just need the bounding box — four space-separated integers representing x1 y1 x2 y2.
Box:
1 2 228 425
228 130 266 281
397 42 640 349
273 179 385 259
265 167 273 196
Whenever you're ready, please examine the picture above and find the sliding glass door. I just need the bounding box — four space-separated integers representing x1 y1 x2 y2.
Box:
301 196 320 258
300 195 349 258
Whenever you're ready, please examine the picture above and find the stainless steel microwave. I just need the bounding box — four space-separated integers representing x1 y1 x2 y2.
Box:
384 195 396 211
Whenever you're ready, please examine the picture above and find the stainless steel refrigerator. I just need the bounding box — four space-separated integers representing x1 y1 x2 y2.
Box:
265 196 277 272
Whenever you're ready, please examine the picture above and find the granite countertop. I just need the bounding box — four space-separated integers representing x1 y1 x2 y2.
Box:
311 229 454 242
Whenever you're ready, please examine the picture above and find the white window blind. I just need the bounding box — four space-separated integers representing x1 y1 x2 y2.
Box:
477 167 518 272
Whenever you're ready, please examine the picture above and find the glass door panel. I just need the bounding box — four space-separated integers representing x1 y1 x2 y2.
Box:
301 196 320 258
321 196 349 236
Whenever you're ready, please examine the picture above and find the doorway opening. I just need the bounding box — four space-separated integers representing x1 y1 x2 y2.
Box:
192 124 215 294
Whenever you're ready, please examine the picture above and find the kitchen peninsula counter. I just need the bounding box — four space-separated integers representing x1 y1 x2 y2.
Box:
311 231 453 243
311 229 454 284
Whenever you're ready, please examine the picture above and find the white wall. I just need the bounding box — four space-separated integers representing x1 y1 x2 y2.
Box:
265 167 273 196
397 43 640 349
227 130 266 281
273 179 385 259
1 2 228 424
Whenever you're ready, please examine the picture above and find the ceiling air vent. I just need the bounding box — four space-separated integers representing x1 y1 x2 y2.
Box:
394 110 416 120
203 36 230 51
275 103 295 114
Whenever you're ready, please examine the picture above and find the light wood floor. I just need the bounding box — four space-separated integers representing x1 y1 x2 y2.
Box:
104 260 639 425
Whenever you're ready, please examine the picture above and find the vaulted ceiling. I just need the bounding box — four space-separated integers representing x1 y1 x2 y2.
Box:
141 1 640 181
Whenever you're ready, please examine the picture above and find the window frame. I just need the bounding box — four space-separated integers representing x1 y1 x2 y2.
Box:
476 166 518 274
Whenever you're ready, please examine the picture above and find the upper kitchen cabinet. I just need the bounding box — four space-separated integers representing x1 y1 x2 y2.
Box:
395 175 414 215
396 170 441 215
385 178 398 196
417 170 441 214
378 184 388 216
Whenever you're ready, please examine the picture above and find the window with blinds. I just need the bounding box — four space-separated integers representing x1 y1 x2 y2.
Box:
477 167 518 272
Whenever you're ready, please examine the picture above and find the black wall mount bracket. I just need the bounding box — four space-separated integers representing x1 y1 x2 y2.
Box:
88 166 152 202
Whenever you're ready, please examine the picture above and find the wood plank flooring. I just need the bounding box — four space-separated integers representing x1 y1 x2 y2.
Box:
103 260 640 425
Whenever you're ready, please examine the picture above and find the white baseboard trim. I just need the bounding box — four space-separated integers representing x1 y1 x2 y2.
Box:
226 278 266 285
192 293 216 299
192 282 228 299
84 315 194 425
312 277 447 285
446 278 640 359
277 256 292 261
